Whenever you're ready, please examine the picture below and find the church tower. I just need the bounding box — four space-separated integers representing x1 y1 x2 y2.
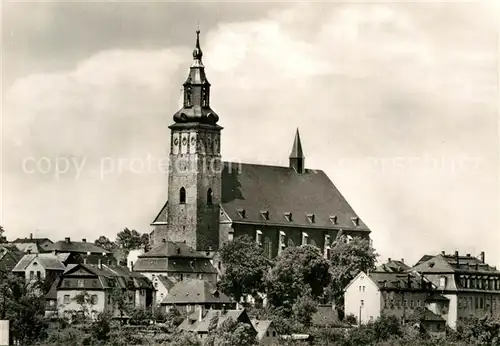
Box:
166 30 222 251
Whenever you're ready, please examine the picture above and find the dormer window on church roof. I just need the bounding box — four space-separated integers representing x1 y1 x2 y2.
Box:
307 213 315 224
351 217 360 227
260 210 270 221
237 208 246 219
329 215 337 225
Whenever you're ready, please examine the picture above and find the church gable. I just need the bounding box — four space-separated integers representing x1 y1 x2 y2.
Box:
151 201 168 225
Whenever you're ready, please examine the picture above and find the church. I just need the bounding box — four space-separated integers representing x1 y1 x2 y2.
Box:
148 30 371 260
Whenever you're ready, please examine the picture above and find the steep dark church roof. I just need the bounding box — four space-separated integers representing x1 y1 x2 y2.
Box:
152 162 368 232
221 162 367 230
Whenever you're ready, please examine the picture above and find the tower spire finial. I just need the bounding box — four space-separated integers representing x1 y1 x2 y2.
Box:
193 23 203 61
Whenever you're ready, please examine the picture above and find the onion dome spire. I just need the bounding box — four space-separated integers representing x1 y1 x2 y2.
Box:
173 28 219 126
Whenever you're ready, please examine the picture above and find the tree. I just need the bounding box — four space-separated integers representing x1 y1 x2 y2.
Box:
110 287 130 321
328 236 378 308
90 311 111 343
94 236 117 252
454 315 500 345
72 291 97 321
116 228 143 252
265 245 331 314
140 233 151 252
292 294 318 327
218 235 272 302
0 273 48 344
203 317 257 346
0 226 7 243
128 307 152 326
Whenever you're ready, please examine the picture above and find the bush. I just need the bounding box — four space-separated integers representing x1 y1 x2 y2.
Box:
128 308 153 326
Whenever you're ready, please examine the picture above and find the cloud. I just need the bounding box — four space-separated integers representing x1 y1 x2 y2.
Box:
2 2 498 265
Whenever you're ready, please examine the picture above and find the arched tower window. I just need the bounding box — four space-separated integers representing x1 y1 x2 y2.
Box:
207 188 213 205
179 187 186 204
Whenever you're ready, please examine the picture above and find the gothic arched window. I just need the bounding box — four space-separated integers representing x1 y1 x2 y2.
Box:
207 188 213 205
179 187 186 204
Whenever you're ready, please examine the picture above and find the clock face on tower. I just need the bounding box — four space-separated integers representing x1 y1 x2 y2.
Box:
173 138 179 146
182 137 188 146
180 161 187 171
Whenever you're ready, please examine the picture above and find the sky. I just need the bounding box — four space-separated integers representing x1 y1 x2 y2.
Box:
1 1 499 267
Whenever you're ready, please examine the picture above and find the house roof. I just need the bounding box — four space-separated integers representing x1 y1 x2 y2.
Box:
45 240 111 255
367 272 430 291
12 254 66 272
61 263 152 290
140 241 211 259
422 309 446 322
179 309 249 333
0 245 24 272
13 243 43 254
251 319 273 340
311 305 348 327
412 254 500 274
152 162 370 232
376 260 411 273
12 237 53 245
133 256 217 273
161 279 233 305
156 275 176 290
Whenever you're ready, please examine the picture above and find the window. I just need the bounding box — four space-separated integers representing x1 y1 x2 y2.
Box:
78 280 84 288
272 331 276 337
179 187 186 204
228 232 234 242
439 277 446 288
36 271 41 280
207 188 213 205
263 238 272 259
29 271 34 281
360 300 364 307
279 231 286 253
324 234 331 259
64 295 70 304
160 293 164 299
266 331 269 337
284 212 292 222
91 295 98 305
256 230 262 245
480 297 484 309
362 286 366 292
410 300 414 308
301 232 309 245
359 286 362 292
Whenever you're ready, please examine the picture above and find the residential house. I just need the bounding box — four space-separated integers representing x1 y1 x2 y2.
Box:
52 262 153 319
152 275 176 305
178 308 254 341
133 240 217 285
344 271 447 331
251 319 280 345
11 253 73 286
0 244 24 274
11 234 53 253
45 237 116 265
160 279 235 314
411 250 500 329
376 258 411 273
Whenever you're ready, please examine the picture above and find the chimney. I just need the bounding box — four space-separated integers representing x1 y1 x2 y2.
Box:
65 237 71 244
466 254 471 257
98 258 102 269
455 251 459 265
480 251 485 264
401 258 404 264
30 233 33 240
162 238 166 243
27 249 31 255
83 257 87 264
441 251 445 256
82 238 86 243
388 257 392 262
